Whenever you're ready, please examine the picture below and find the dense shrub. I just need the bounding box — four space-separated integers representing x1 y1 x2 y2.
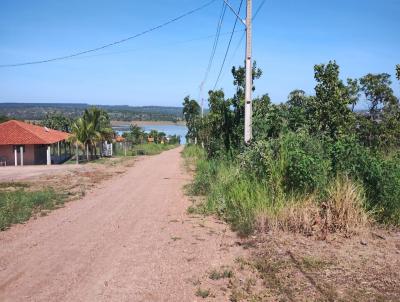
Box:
240 132 330 195
281 132 330 193
329 137 400 223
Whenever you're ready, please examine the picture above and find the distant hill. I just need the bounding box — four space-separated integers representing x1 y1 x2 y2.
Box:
0 103 184 122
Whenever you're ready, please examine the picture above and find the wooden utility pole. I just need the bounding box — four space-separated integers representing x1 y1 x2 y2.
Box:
244 0 252 144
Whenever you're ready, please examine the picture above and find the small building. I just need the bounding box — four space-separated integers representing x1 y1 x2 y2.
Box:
115 135 125 142
0 120 71 166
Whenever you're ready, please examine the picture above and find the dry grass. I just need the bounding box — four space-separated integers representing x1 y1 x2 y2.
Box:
256 176 370 238
323 176 369 235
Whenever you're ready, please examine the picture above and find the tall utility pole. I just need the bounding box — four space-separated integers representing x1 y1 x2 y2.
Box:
244 0 253 144
221 0 253 143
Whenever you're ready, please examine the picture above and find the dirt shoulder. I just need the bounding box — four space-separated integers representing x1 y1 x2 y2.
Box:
193 229 399 301
0 147 242 301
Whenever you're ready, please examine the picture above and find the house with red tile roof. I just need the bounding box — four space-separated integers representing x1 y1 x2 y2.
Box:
0 120 71 166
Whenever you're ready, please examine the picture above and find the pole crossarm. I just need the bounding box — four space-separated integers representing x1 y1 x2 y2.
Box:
223 0 246 26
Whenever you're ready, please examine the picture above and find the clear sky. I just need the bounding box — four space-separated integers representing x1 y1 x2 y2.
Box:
0 0 399 106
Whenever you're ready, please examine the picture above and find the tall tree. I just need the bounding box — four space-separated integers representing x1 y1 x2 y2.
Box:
123 124 145 144
206 90 233 156
312 61 354 139
346 78 360 112
182 96 201 144
83 107 113 156
69 117 91 162
286 90 311 131
396 64 400 81
360 73 396 121
41 113 72 132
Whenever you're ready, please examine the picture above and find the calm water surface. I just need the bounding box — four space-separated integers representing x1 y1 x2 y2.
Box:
113 124 188 144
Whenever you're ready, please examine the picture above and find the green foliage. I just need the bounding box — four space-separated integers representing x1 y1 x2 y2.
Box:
182 96 201 143
41 113 72 132
200 159 269 235
286 90 310 131
0 115 10 123
69 107 113 161
253 95 288 140
329 137 400 223
312 61 355 139
281 133 330 193
360 73 397 120
346 78 361 111
184 60 400 228
241 132 329 194
0 188 63 230
131 143 178 156
396 64 400 81
182 144 206 160
122 124 146 144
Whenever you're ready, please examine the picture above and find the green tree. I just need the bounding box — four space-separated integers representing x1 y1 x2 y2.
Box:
0 116 10 123
312 61 354 139
69 117 92 162
205 90 233 156
360 73 396 121
346 78 360 112
182 96 201 144
83 107 113 156
286 90 310 131
396 64 400 81
123 124 145 144
41 113 72 132
253 94 288 140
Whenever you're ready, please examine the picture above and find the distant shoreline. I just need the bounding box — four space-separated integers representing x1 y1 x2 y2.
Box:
111 120 186 127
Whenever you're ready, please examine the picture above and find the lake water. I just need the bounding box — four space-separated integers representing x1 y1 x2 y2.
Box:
113 124 188 144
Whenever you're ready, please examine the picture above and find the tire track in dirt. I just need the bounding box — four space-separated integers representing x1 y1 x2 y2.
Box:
0 146 241 302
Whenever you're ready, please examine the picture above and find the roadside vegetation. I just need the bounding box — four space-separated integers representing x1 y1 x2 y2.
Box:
184 62 400 301
183 61 400 236
0 183 66 230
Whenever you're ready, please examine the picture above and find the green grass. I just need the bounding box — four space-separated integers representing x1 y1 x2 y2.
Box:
182 144 206 160
130 143 178 156
0 187 65 231
184 145 271 235
209 267 234 280
183 144 370 236
195 288 210 298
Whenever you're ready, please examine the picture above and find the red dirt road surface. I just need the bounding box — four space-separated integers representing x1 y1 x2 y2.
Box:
0 147 240 301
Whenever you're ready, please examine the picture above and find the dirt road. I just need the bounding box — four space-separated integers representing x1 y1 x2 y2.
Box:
0 147 240 301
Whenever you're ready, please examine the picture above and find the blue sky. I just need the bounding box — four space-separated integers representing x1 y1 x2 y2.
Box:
0 0 399 106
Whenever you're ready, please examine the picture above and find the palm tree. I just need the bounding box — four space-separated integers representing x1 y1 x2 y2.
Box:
69 107 114 163
83 107 113 157
69 117 90 163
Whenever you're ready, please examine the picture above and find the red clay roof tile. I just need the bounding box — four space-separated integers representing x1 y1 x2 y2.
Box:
0 120 70 145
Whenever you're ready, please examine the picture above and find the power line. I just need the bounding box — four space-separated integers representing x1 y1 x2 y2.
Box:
253 0 267 19
199 0 228 95
217 0 266 84
0 0 217 68
213 0 244 90
54 30 245 61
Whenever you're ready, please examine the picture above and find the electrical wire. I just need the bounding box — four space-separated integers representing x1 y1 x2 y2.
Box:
217 0 267 84
199 0 227 95
213 0 244 90
56 30 245 61
0 0 217 68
